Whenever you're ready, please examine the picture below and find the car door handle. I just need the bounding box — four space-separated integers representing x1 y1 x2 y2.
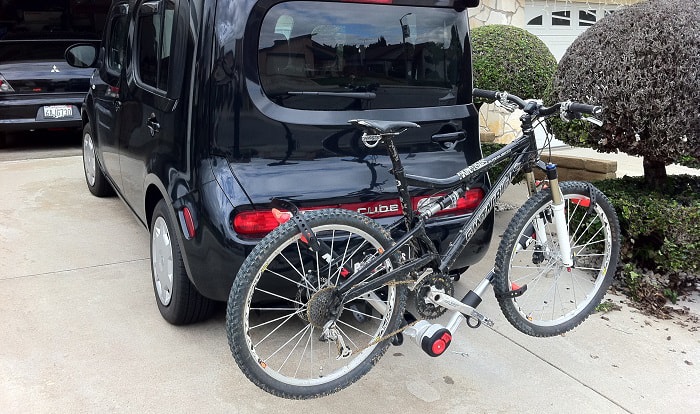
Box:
431 131 466 146
147 114 160 136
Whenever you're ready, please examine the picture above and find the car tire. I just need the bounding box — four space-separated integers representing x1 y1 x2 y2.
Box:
150 199 214 325
82 123 114 197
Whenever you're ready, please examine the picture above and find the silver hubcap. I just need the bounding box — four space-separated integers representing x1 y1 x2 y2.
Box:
83 132 97 186
152 216 174 306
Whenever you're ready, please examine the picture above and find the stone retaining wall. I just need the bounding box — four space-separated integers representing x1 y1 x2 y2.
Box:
538 154 617 181
481 133 617 181
468 0 526 28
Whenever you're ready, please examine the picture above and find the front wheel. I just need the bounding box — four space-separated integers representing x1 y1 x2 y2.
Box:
226 209 407 399
494 181 620 337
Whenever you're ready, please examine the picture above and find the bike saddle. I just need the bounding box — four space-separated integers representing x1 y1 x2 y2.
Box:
348 119 420 133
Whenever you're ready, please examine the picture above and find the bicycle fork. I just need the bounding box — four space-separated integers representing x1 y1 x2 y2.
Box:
544 164 574 267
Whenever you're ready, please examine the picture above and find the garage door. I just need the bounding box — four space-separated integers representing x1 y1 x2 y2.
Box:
524 1 622 61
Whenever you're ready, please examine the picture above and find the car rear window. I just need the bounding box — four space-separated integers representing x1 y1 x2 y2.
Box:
258 1 469 110
0 0 107 61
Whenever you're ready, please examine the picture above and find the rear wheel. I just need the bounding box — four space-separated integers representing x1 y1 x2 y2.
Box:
494 181 620 337
82 123 114 197
227 209 407 399
150 199 214 324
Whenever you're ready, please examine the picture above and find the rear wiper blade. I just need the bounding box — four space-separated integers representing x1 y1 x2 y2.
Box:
287 91 376 100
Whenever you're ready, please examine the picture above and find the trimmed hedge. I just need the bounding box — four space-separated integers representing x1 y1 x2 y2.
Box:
549 0 700 167
472 24 557 102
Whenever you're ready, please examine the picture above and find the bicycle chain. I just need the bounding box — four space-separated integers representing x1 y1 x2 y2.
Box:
350 319 419 356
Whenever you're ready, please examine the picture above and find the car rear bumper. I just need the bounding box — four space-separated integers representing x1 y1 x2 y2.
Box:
0 93 85 131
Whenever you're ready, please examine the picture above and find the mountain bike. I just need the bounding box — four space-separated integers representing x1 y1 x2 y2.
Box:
225 88 621 399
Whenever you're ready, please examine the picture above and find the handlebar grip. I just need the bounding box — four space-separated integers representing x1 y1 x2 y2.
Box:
567 102 602 115
472 88 499 101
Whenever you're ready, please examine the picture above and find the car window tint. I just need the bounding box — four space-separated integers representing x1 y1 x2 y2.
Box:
257 2 468 110
136 0 176 91
158 1 175 90
108 14 129 73
137 11 159 86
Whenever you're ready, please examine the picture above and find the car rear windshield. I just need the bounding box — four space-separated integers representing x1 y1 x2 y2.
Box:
258 2 469 110
0 0 107 61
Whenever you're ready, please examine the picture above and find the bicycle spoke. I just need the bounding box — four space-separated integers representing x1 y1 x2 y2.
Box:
335 323 363 350
263 267 315 293
343 306 382 321
279 324 312 373
262 323 310 363
254 287 306 307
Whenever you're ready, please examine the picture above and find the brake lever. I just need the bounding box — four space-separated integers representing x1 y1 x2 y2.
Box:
581 116 604 127
494 99 517 113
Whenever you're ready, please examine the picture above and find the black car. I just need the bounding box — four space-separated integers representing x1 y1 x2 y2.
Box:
0 1 110 147
65 0 490 325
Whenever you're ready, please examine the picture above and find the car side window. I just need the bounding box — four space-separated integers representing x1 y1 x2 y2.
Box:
136 0 176 92
107 13 129 73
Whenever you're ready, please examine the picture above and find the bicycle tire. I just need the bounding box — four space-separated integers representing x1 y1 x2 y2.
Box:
226 209 407 399
494 181 620 337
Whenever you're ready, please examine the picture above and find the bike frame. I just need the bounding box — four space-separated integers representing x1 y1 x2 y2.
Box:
336 109 565 306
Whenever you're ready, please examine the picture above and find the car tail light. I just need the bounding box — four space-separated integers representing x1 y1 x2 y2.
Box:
232 188 485 237
0 74 14 92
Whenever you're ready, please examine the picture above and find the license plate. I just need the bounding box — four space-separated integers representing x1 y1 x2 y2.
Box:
43 105 73 119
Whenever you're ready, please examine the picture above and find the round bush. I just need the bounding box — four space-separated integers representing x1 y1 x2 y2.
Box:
549 0 700 166
472 24 557 101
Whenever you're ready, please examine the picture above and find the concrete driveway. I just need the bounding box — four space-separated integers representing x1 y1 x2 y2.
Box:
1 149 698 413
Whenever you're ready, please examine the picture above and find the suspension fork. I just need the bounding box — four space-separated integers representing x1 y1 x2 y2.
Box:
544 164 573 267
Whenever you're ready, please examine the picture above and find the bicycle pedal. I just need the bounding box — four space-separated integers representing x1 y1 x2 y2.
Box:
404 321 452 357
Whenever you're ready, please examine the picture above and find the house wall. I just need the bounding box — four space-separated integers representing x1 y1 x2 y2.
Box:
468 0 642 30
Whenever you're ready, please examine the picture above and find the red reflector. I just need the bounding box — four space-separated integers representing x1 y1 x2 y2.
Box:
571 197 591 207
182 207 196 239
431 332 452 355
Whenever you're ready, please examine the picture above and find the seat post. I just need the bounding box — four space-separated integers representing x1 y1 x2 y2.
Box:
383 137 414 225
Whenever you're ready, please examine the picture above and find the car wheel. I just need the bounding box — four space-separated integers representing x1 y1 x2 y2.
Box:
82 123 114 197
150 199 214 325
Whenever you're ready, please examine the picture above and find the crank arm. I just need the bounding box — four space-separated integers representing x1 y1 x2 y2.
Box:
426 289 494 327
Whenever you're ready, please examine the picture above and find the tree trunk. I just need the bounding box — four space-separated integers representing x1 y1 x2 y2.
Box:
642 158 667 190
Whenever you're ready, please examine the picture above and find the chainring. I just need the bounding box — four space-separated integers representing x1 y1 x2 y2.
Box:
414 273 455 319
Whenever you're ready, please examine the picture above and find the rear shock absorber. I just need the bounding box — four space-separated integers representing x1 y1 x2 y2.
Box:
403 320 452 357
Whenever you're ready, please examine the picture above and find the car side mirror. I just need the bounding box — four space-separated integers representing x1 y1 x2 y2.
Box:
65 44 99 68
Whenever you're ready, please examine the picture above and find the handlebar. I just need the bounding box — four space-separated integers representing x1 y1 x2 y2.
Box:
472 88 602 118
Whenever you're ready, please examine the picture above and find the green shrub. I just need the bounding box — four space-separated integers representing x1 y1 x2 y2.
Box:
471 25 557 102
595 175 700 297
